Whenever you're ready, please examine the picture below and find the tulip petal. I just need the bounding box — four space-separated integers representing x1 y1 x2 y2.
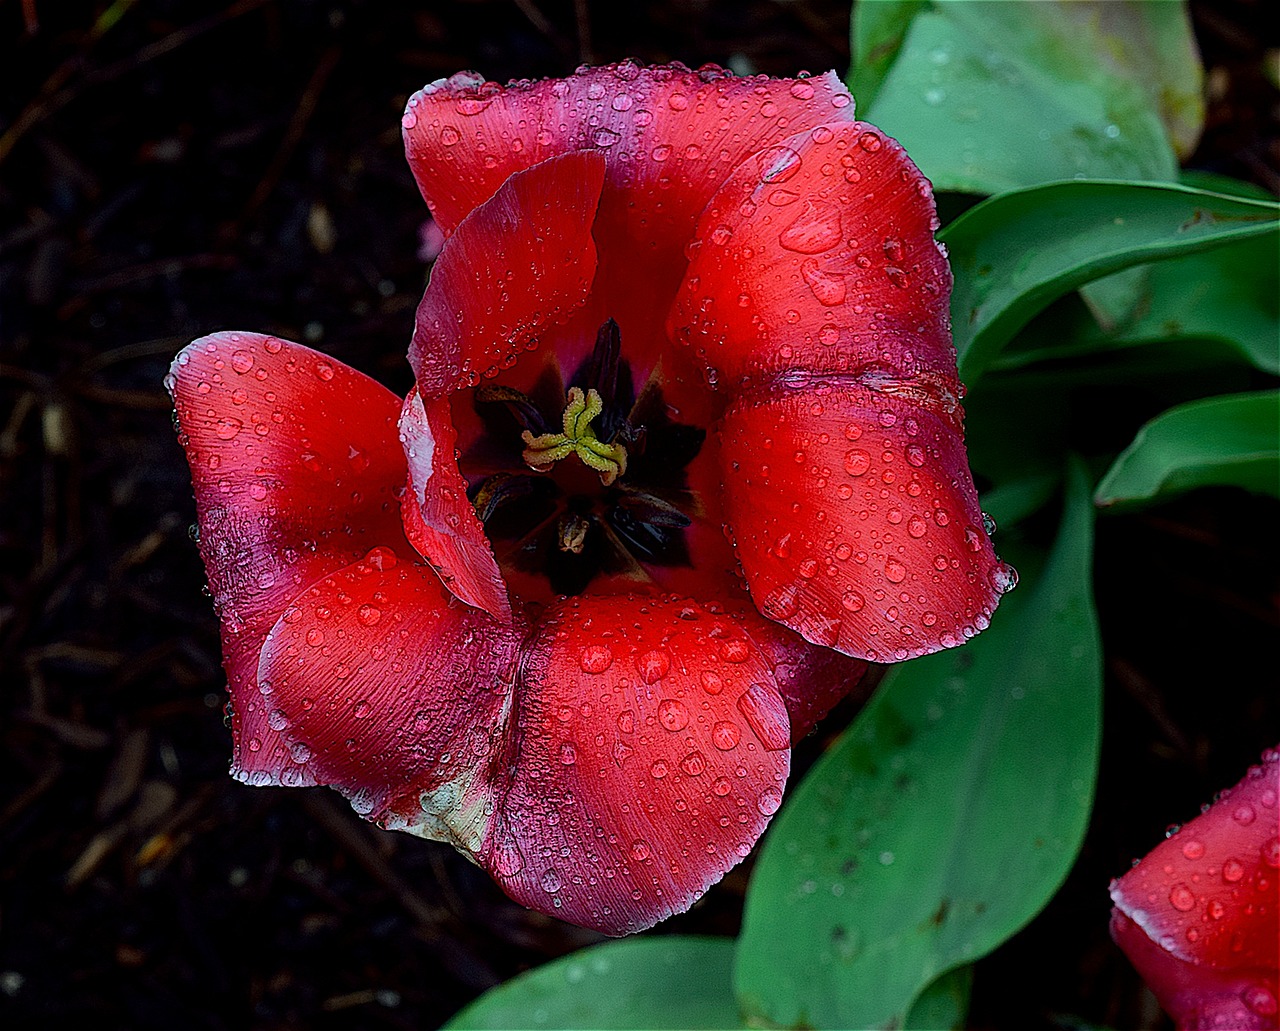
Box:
717 383 1008 662
1110 747 1280 1030
402 64 856 236
168 333 411 787
672 120 955 391
408 151 605 396
256 550 521 843
744 610 875 743
403 65 858 352
485 594 790 935
399 388 510 619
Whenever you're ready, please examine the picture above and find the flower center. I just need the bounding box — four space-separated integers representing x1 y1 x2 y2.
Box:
461 319 706 597
520 386 629 486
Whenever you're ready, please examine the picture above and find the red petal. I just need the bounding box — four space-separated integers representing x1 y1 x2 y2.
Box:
482 594 790 935
403 65 857 355
1110 747 1280 1029
743 609 874 743
256 552 521 834
671 121 955 391
168 333 410 787
408 151 605 396
402 64 855 235
717 384 1008 662
399 388 510 619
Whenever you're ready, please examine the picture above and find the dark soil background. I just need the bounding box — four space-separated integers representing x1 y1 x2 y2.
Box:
1 2 1277 1029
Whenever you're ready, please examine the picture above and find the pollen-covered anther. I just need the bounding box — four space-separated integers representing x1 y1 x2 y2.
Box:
521 386 629 485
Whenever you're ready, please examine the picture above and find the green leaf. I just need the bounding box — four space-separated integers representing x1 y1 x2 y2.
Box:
941 180 1280 383
735 463 1101 1030
445 937 741 1030
849 0 927 112
1095 390 1280 508
860 0 1200 195
905 965 973 1030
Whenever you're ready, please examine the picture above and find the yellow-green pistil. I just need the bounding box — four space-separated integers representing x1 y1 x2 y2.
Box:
521 386 628 486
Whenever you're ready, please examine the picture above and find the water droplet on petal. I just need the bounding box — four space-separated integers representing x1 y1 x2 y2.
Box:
1168 883 1196 912
711 721 741 750
637 648 671 683
779 200 842 254
1222 858 1245 882
657 698 690 732
580 643 614 674
757 788 783 816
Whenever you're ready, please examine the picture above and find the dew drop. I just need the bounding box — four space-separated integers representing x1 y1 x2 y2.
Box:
1222 858 1245 882
779 200 843 254
757 789 783 816
637 648 671 683
215 417 243 440
844 448 871 476
630 840 651 862
357 604 381 626
1168 883 1196 912
580 643 614 674
711 721 741 751
681 751 706 776
657 698 690 732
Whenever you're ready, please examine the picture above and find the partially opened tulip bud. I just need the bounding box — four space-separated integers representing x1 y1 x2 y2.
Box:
169 63 1008 935
1110 747 1280 1030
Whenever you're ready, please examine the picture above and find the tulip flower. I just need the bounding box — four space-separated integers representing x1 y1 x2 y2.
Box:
169 63 1008 934
1110 746 1280 1029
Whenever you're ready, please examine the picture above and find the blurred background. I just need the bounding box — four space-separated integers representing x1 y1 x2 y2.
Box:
1 2 1277 1028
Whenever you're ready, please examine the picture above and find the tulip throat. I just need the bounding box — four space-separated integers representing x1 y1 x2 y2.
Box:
461 318 706 597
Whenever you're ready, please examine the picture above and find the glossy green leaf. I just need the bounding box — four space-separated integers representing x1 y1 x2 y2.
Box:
1095 391 1280 508
849 0 926 111
735 463 1101 1030
941 180 1280 383
445 937 741 1030
860 0 1200 195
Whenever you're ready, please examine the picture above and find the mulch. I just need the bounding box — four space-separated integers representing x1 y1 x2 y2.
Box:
1 2 1276 1028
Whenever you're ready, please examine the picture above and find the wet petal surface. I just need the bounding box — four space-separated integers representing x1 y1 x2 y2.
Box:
1111 746 1280 1030
486 594 790 935
257 550 521 840
168 333 410 786
717 382 1007 661
408 151 605 396
672 120 955 392
400 388 510 618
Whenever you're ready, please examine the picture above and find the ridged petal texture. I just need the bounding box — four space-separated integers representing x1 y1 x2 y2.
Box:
1110 746 1280 1030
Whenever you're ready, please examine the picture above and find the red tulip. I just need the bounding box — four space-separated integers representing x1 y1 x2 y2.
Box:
1110 747 1280 1029
169 63 1008 934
